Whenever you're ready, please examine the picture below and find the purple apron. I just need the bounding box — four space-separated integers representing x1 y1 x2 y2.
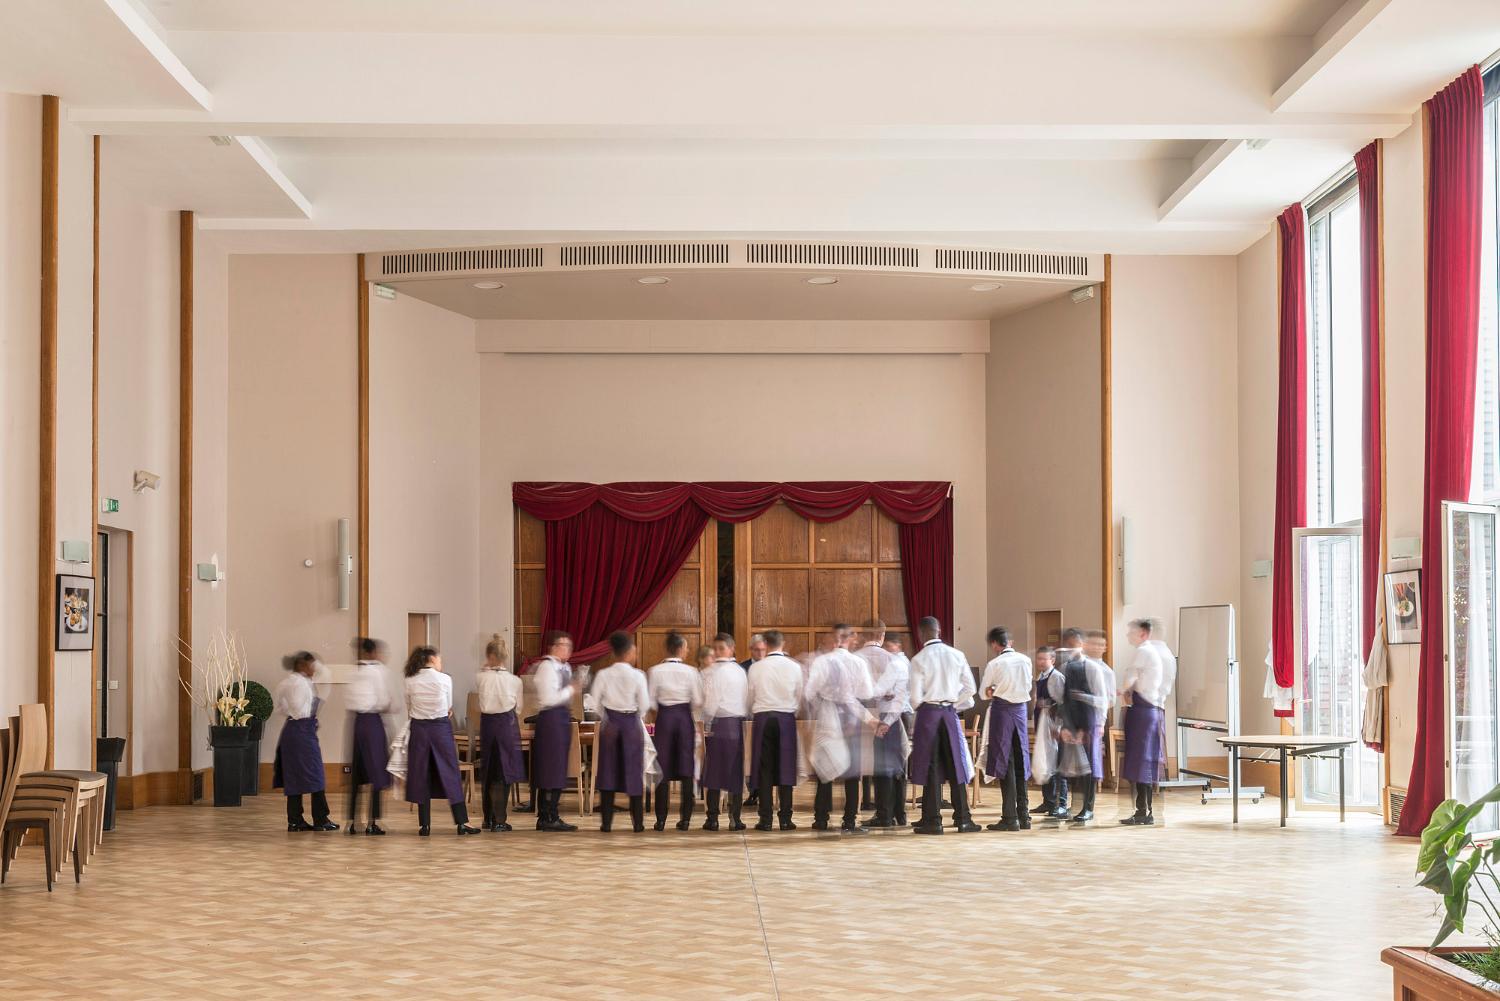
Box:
403 717 465 805
595 711 646 795
653 702 696 781
273 715 326 795
984 698 1030 780
907 703 973 787
480 711 527 785
349 711 391 790
1121 698 1166 785
873 718 907 778
750 711 799 787
532 705 572 791
702 715 746 792
1060 723 1105 780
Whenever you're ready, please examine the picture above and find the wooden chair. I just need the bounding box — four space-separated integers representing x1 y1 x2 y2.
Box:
455 693 481 768
0 726 78 891
1108 727 1126 791
448 711 476 806
11 707 102 876
965 716 984 807
567 722 587 816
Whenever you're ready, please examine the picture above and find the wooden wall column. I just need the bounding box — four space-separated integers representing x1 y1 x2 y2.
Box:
357 257 370 636
177 211 194 787
38 95 59 767
1100 254 1114 662
90 134 100 766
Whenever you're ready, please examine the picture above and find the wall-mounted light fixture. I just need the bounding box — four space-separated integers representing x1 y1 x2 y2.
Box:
337 518 352 611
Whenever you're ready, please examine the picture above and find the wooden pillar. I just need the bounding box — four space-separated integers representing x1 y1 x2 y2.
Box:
38 95 60 767
358 256 370 636
177 210 194 786
1100 254 1114 663
90 134 100 766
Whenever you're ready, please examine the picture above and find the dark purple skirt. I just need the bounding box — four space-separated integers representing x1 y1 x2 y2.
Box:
702 715 746 792
985 699 1030 780
272 716 325 796
532 705 572 791
480 711 526 785
403 717 465 805
595 711 646 795
350 712 391 790
873 719 907 778
653 702 696 781
751 711 799 787
1121 699 1166 785
908 703 973 787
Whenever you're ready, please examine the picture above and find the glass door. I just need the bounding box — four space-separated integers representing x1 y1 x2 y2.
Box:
1293 526 1380 810
1445 501 1500 836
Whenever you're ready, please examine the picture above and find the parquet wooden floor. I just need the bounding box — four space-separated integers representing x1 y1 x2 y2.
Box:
0 787 1443 1000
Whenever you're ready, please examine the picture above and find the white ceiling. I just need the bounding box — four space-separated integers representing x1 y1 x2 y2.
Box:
2 0 1497 263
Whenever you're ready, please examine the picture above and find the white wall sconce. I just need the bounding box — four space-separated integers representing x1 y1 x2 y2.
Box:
337 517 352 611
133 470 161 492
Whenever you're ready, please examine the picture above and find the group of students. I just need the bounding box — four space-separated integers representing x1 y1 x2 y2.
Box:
268 615 1175 837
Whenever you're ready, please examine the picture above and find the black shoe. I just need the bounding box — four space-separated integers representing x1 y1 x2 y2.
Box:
987 819 1021 832
754 821 774 831
345 824 360 835
1032 802 1052 814
1048 807 1071 819
540 818 578 832
1018 819 1032 830
599 820 613 833
744 793 760 807
911 823 943 835
779 819 798 831
488 822 511 832
1070 810 1094 824
456 824 482 836
365 824 386 836
287 821 315 832
1119 813 1155 826
863 816 892 828
675 820 691 832
728 820 747 832
840 823 869 836
632 822 646 833
311 821 340 832
653 820 666 832
956 821 982 833
702 818 720 831
534 818 548 831
515 802 536 813
860 799 877 811
893 815 908 827
811 819 830 832
418 826 431 837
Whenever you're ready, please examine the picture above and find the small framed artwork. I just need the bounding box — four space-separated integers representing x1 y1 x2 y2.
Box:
55 573 96 652
1385 570 1422 645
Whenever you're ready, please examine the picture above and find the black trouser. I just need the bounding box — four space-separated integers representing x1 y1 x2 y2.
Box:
999 730 1031 824
600 791 644 830
655 778 694 827
919 724 971 827
757 721 794 825
815 778 859 827
482 775 510 827
1070 776 1097 814
287 791 330 826
862 776 875 806
417 799 469 827
1038 771 1069 811
706 789 743 824
347 746 382 823
1133 782 1154 816
537 787 564 821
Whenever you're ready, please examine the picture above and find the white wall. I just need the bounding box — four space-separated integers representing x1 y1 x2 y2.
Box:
193 232 231 771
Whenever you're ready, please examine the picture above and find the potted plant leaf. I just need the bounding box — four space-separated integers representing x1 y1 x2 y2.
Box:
1384 785 1500 998
178 630 255 807
221 679 273 795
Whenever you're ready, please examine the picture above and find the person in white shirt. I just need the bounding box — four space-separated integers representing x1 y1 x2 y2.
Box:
273 650 338 832
854 621 904 828
402 646 481 837
877 636 915 827
979 627 1033 831
529 632 579 832
647 631 704 832
700 633 750 831
1058 631 1115 824
591 631 653 832
345 637 393 835
747 629 804 831
808 625 877 834
476 634 525 832
906 617 981 834
1029 645 1069 818
740 633 771 809
1118 618 1176 826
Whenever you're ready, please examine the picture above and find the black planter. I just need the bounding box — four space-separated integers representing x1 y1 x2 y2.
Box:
95 736 127 831
209 725 250 807
242 717 264 796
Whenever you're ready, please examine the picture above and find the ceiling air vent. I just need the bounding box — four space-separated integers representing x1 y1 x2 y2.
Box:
746 243 920 269
380 247 544 277
935 248 1090 279
559 243 730 267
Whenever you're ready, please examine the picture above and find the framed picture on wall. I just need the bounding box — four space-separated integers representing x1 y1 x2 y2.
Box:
55 573 95 651
1384 569 1422 645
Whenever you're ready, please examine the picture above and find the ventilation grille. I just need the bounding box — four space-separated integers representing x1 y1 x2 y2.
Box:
559 243 730 267
746 242 920 269
1388 787 1406 828
380 247 544 276
935 248 1091 278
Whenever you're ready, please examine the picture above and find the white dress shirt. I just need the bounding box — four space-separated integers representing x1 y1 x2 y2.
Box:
859 643 911 722
405 668 453 720
747 652 804 714
274 672 317 720
346 661 392 714
909 639 977 711
591 663 652 715
1122 641 1176 709
701 659 749 719
981 649 1034 704
531 656 574 711
647 658 704 710
806 649 875 723
476 667 522 714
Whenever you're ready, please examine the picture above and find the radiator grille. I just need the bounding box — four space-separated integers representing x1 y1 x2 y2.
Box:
1388 787 1406 828
745 243 920 268
380 247 544 276
559 243 730 267
935 248 1090 278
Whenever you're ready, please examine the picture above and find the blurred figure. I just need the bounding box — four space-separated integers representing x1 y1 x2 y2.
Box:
274 650 338 832
476 634 525 832
346 637 392 835
878 635 915 826
701 633 749 831
748 629 804 831
808 625 876 835
1118 618 1176 826
593 632 652 833
1083 629 1118 718
856 621 908 828
530 632 579 832
694 644 715 669
402 646 480 836
1030 646 1069 818
1057 635 1113 825
907 617 980 834
648 632 704 831
979 627 1032 831
740 634 768 670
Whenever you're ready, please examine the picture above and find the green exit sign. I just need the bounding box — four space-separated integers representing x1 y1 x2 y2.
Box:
101 497 120 514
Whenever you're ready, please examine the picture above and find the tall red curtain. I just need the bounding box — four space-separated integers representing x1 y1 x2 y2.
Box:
1399 66 1485 837
516 481 954 664
1355 140 1385 737
1271 204 1308 712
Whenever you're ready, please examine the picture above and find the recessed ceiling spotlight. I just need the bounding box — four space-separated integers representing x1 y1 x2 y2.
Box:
209 135 233 147
637 276 671 285
471 281 504 290
970 282 1002 292
805 276 839 285
1246 138 1272 151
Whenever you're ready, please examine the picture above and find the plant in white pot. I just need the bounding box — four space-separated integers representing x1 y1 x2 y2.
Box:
177 630 255 807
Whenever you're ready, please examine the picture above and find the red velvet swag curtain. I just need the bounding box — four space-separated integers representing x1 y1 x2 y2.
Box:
1354 140 1385 736
515 481 954 663
1399 66 1485 837
1271 204 1308 711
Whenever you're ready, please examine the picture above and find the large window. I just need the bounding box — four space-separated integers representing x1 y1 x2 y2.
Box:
1307 178 1364 527
1477 68 1500 500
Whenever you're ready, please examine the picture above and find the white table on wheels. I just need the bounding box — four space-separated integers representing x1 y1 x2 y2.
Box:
1216 734 1359 828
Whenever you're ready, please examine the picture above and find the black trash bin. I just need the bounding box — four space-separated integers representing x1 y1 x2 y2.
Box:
96 736 126 831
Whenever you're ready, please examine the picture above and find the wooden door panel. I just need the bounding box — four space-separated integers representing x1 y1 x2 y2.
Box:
812 568 873 626
875 509 901 563
517 568 546 629
877 568 906 626
642 566 702 627
638 630 703 669
752 503 810 563
752 568 810 627
516 511 547 564
814 505 872 563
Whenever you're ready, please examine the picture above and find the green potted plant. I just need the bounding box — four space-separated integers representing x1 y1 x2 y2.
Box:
1384 786 1500 998
222 679 273 796
178 630 255 807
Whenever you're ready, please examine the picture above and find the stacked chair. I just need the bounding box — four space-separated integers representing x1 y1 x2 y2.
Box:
1 704 108 891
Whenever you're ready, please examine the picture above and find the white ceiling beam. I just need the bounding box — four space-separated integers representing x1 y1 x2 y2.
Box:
100 0 212 109
232 135 312 218
1157 139 1243 219
1272 0 1396 110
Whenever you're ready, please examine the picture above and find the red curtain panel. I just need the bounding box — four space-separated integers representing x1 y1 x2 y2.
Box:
513 480 951 524
1271 204 1308 712
1400 66 1485 837
898 495 954 641
1355 139 1385 741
